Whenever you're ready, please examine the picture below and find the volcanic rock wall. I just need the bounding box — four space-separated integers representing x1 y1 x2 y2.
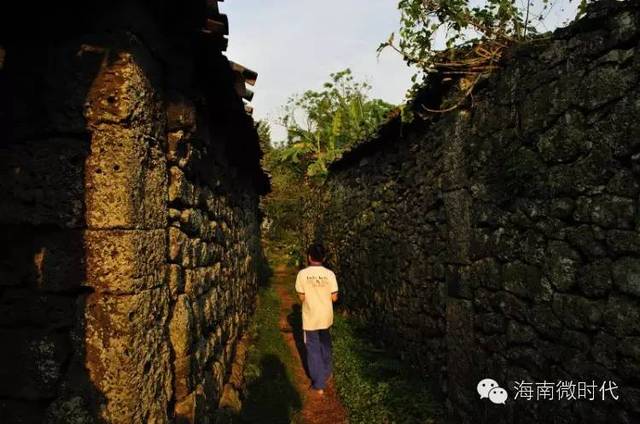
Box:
0 1 267 423
317 2 640 423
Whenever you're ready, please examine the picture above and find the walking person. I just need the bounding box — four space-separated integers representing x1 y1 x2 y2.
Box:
295 244 339 395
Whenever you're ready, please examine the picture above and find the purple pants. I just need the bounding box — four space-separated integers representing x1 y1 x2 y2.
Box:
304 329 332 390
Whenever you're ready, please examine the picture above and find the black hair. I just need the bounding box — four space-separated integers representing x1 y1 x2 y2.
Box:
307 243 325 262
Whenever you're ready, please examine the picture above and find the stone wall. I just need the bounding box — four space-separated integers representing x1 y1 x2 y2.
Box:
165 95 263 422
317 2 640 423
0 1 267 423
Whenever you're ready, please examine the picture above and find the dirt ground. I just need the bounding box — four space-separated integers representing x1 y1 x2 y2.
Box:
272 263 347 424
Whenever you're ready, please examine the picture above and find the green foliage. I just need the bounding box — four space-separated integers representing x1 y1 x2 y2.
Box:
261 70 395 261
256 119 272 152
381 0 590 101
331 314 443 424
277 68 395 181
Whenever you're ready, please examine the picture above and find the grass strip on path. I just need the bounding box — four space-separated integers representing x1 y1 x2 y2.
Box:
236 285 303 423
331 314 444 424
234 252 443 424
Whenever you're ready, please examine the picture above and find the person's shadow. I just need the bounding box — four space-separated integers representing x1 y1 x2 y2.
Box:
287 304 310 379
238 354 302 424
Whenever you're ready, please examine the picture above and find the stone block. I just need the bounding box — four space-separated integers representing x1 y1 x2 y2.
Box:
166 98 197 133
520 230 546 266
174 387 207 424
184 268 208 299
503 261 549 300
446 299 474 409
198 186 214 212
618 336 640 365
543 241 581 292
613 257 640 297
168 264 185 298
169 208 181 222
521 79 571 136
534 216 567 240
85 229 166 294
528 304 562 340
169 166 195 206
203 242 220 266
469 258 501 290
604 295 640 336
552 293 603 331
592 332 618 369
536 110 589 163
83 287 171 423
476 312 506 334
560 329 591 350
180 209 206 237
44 395 94 424
506 346 546 373
203 290 219 329
0 227 85 291
85 126 167 230
620 387 640 414
84 50 161 128
576 63 638 111
491 291 529 322
446 265 473 299
173 355 195 401
574 195 635 229
566 225 608 258
0 291 76 329
607 169 640 197
494 228 524 262
606 230 640 254
194 240 210 267
191 296 207 339
168 227 190 266
0 139 87 228
167 130 194 168
443 190 471 264
0 331 70 400
577 259 612 298
470 228 496 260
548 197 575 219
169 295 195 358
506 321 537 345
218 384 241 413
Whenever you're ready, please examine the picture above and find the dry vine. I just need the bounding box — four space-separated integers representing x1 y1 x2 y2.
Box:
422 42 504 113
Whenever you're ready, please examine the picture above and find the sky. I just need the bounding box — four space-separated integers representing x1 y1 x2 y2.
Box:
222 0 580 143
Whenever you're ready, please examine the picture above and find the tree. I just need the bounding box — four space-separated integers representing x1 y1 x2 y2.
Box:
261 70 396 265
380 0 590 109
256 119 272 149
276 69 395 181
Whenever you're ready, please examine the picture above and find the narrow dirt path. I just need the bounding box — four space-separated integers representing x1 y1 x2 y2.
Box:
272 263 347 424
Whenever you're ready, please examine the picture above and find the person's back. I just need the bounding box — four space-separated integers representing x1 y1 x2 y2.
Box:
295 244 338 395
296 265 337 331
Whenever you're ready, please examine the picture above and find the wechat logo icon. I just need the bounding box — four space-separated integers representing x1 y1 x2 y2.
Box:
477 378 508 404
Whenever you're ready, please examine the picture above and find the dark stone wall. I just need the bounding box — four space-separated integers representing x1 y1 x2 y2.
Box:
317 2 640 423
0 2 267 423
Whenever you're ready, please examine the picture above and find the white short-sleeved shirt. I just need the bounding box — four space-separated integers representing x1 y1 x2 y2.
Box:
295 265 338 331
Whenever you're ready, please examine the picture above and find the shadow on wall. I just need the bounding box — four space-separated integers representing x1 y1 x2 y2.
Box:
0 38 107 422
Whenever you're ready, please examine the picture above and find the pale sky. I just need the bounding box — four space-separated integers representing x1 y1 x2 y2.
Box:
222 0 580 143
